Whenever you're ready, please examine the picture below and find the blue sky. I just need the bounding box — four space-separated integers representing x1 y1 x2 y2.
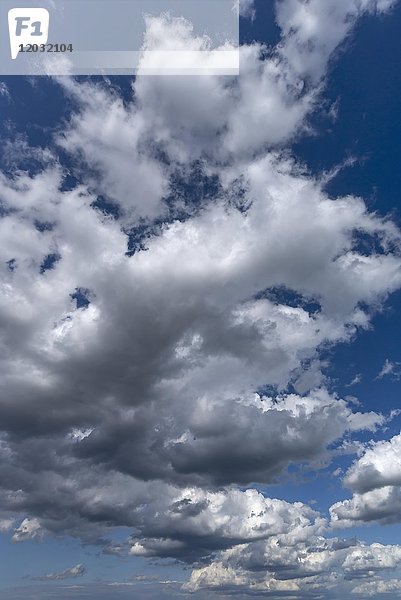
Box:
1 1 401 598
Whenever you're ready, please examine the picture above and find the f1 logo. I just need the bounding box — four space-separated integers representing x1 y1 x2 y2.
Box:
8 8 50 59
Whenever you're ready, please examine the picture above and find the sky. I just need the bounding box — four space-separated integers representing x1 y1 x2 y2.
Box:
1 0 401 598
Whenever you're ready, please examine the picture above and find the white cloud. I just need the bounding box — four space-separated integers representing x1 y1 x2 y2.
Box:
347 374 362 386
376 358 401 380
12 518 43 543
132 1 397 160
128 488 324 559
276 0 397 83
330 434 401 527
345 433 401 492
185 537 401 595
56 80 167 224
133 12 317 158
331 486 401 528
0 82 10 100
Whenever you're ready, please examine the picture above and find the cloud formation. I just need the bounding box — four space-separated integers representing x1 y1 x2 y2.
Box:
331 433 401 527
1 0 401 597
185 536 401 597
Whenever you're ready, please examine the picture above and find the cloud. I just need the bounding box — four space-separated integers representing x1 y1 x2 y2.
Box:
0 146 396 493
346 374 362 387
275 0 397 84
0 517 14 532
235 0 255 19
35 564 86 581
0 82 10 100
376 358 401 380
128 488 325 561
12 518 43 543
344 432 401 493
331 486 401 528
130 0 397 159
56 81 167 224
330 433 401 527
132 12 313 158
185 536 401 596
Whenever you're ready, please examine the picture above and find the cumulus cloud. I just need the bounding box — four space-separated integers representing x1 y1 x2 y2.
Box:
331 486 401 527
330 433 401 527
128 488 325 561
344 433 401 493
0 0 401 597
185 536 401 596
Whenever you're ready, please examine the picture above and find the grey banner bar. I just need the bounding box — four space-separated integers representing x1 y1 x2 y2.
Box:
0 0 239 75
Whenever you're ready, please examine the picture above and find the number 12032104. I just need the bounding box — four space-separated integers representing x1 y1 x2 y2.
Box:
18 43 73 53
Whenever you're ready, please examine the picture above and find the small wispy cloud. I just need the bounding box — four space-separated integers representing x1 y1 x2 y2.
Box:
346 373 362 387
35 564 86 582
375 358 401 381
0 82 10 100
